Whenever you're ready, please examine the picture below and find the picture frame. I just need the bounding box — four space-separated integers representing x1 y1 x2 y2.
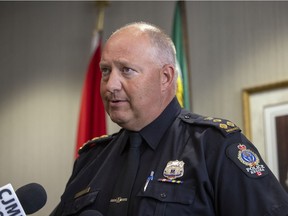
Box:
242 80 288 190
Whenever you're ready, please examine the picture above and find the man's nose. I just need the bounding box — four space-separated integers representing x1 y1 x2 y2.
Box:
105 70 122 92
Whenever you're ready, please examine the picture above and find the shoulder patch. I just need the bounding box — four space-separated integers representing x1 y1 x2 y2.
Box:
179 113 241 136
78 134 113 155
226 143 269 178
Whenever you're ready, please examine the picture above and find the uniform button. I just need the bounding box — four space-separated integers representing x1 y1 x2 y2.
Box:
160 193 167 199
184 115 190 119
75 204 80 210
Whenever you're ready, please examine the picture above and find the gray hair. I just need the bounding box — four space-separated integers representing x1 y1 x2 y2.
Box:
111 22 177 70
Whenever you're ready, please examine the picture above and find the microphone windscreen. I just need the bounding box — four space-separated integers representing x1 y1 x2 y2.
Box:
16 183 47 214
79 210 103 216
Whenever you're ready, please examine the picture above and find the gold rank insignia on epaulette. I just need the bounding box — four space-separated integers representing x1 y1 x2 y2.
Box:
203 116 240 133
180 113 241 136
78 134 112 155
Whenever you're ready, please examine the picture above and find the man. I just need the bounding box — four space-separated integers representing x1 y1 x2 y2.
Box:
51 22 288 216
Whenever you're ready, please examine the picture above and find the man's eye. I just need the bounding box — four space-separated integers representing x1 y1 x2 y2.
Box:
101 67 111 75
122 67 135 74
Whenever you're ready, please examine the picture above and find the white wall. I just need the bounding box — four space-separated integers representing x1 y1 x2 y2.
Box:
1 1 288 215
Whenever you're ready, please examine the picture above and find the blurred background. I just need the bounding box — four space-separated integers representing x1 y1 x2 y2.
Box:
1 1 288 215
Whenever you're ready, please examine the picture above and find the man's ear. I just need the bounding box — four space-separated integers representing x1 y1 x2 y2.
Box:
161 64 175 91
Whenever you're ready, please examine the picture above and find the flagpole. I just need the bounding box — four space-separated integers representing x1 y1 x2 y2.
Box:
179 1 192 111
90 1 109 53
95 1 109 31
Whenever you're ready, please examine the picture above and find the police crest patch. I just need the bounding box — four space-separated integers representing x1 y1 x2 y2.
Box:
226 143 269 178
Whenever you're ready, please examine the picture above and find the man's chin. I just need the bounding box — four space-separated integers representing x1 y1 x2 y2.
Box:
109 114 127 126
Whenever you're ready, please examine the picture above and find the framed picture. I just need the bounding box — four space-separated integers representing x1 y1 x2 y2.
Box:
242 80 288 191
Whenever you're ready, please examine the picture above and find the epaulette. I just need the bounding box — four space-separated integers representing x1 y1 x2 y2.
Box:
179 113 241 136
78 134 113 155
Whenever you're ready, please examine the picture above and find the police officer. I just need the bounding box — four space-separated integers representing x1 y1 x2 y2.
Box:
51 22 288 216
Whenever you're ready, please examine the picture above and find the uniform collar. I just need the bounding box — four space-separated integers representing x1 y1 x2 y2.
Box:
139 97 182 150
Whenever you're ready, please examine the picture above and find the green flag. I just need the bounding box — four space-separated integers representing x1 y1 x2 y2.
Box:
172 1 190 110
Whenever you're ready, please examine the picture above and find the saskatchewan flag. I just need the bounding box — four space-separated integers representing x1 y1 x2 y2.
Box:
172 1 190 110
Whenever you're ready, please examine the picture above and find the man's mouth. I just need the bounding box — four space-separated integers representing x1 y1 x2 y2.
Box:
111 99 122 103
109 99 127 105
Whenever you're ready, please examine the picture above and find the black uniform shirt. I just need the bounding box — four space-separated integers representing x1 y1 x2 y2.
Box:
53 97 288 216
128 96 182 215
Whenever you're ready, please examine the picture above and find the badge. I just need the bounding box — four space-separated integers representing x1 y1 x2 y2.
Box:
159 160 183 179
226 143 268 178
158 160 184 184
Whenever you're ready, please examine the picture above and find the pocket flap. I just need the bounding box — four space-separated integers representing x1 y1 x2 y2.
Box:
62 191 99 216
138 181 195 205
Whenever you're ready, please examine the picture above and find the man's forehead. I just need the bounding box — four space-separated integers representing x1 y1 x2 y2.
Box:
107 26 152 45
104 32 152 54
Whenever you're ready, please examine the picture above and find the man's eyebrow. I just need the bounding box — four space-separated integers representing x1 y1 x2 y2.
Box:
100 59 129 67
99 62 110 67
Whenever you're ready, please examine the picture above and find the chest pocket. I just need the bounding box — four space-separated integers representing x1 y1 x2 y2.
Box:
62 191 99 216
137 180 195 216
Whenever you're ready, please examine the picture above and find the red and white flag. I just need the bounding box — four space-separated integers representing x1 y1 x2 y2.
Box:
75 32 106 158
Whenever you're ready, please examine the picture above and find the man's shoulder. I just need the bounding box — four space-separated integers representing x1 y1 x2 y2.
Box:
78 132 118 155
178 110 241 136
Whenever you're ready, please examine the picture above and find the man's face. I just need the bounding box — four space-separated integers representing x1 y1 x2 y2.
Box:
100 29 165 131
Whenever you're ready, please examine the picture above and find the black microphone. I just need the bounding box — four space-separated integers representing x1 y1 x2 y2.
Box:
16 183 47 214
79 210 103 216
0 183 47 216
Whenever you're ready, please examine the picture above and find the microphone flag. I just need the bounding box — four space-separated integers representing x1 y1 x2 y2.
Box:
0 183 26 216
